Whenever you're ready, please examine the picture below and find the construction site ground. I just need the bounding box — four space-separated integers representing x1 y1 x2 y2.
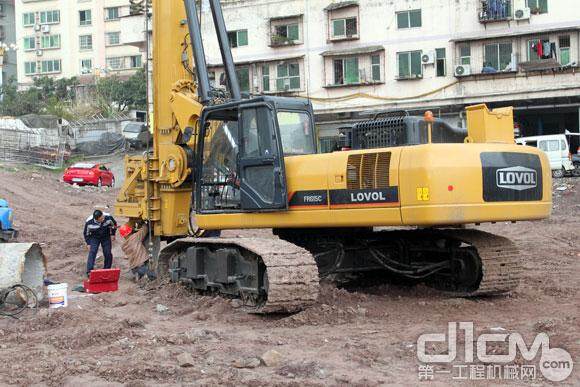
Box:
0 163 578 386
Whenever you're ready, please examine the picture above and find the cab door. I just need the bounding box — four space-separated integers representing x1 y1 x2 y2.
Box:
238 104 288 211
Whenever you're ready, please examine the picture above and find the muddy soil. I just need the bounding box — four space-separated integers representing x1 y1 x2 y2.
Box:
0 165 578 386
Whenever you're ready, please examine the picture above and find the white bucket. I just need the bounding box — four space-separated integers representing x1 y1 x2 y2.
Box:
47 283 68 308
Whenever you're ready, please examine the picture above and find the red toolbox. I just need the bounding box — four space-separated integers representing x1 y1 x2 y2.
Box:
83 268 121 294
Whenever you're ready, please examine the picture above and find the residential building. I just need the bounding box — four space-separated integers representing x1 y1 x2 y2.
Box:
198 0 580 148
0 0 17 87
15 0 145 86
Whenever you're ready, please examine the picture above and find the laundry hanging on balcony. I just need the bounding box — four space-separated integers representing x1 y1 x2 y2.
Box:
481 0 510 20
531 40 557 60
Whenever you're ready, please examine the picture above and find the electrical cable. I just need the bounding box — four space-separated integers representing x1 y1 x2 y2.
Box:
0 284 38 319
303 81 460 103
181 34 197 77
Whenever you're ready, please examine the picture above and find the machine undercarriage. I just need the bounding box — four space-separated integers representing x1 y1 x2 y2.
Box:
159 228 520 313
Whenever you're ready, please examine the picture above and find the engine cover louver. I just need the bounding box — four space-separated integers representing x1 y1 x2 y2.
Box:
346 152 391 189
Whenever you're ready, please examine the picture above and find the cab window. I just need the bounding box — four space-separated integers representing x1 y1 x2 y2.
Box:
277 111 315 155
241 107 273 158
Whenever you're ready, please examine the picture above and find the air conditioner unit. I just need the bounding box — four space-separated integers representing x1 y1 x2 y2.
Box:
34 24 41 31
41 25 50 33
454 64 471 77
421 51 435 65
514 7 531 20
36 49 43 56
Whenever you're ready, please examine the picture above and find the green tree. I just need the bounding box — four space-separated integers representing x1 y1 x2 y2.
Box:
0 76 79 118
0 68 145 119
96 68 146 114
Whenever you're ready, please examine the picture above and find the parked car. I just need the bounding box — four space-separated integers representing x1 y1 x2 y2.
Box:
0 199 18 242
63 163 115 187
516 134 575 178
122 122 151 149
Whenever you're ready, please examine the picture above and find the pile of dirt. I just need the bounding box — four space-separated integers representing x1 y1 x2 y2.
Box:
0 166 578 385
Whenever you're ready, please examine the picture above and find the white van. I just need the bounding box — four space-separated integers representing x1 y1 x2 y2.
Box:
516 134 574 178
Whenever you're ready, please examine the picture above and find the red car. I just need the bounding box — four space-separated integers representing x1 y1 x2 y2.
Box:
63 163 115 187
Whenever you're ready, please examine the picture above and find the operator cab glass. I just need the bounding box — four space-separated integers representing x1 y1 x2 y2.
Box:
277 111 316 156
196 96 315 213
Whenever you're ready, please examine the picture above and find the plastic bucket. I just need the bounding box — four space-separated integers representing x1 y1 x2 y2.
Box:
47 283 68 308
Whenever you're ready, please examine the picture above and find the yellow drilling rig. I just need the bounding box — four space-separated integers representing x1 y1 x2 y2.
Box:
115 0 551 313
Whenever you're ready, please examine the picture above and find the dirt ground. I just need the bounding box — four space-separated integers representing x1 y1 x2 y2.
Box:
0 163 578 386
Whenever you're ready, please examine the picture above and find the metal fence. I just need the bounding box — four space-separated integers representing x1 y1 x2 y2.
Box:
0 128 67 168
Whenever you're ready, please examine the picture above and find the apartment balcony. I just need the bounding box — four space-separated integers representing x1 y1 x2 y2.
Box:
269 35 300 47
478 0 512 23
119 14 150 50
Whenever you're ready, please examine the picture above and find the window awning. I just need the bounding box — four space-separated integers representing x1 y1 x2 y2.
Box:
270 14 303 22
324 1 359 12
320 45 384 57
207 55 305 68
451 24 580 42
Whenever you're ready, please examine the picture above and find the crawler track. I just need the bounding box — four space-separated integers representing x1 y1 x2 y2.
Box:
200 238 319 313
438 229 522 296
159 237 319 314
277 228 522 297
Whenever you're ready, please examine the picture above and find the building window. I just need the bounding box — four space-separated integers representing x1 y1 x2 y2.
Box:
333 57 359 85
331 17 357 39
397 10 422 29
79 10 92 26
371 55 381 81
527 0 548 14
107 57 124 70
23 37 36 51
397 51 422 78
41 35 60 49
23 13 35 27
106 32 121 46
129 55 142 68
105 7 120 21
559 36 571 65
276 62 300 91
227 30 248 48
79 35 93 50
40 10 60 24
273 24 299 44
236 67 250 92
40 60 61 74
436 48 446 77
81 58 93 74
262 65 270 92
459 44 471 65
484 42 512 71
24 61 37 75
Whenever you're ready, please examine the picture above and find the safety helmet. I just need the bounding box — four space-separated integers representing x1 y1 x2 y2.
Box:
119 224 133 238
